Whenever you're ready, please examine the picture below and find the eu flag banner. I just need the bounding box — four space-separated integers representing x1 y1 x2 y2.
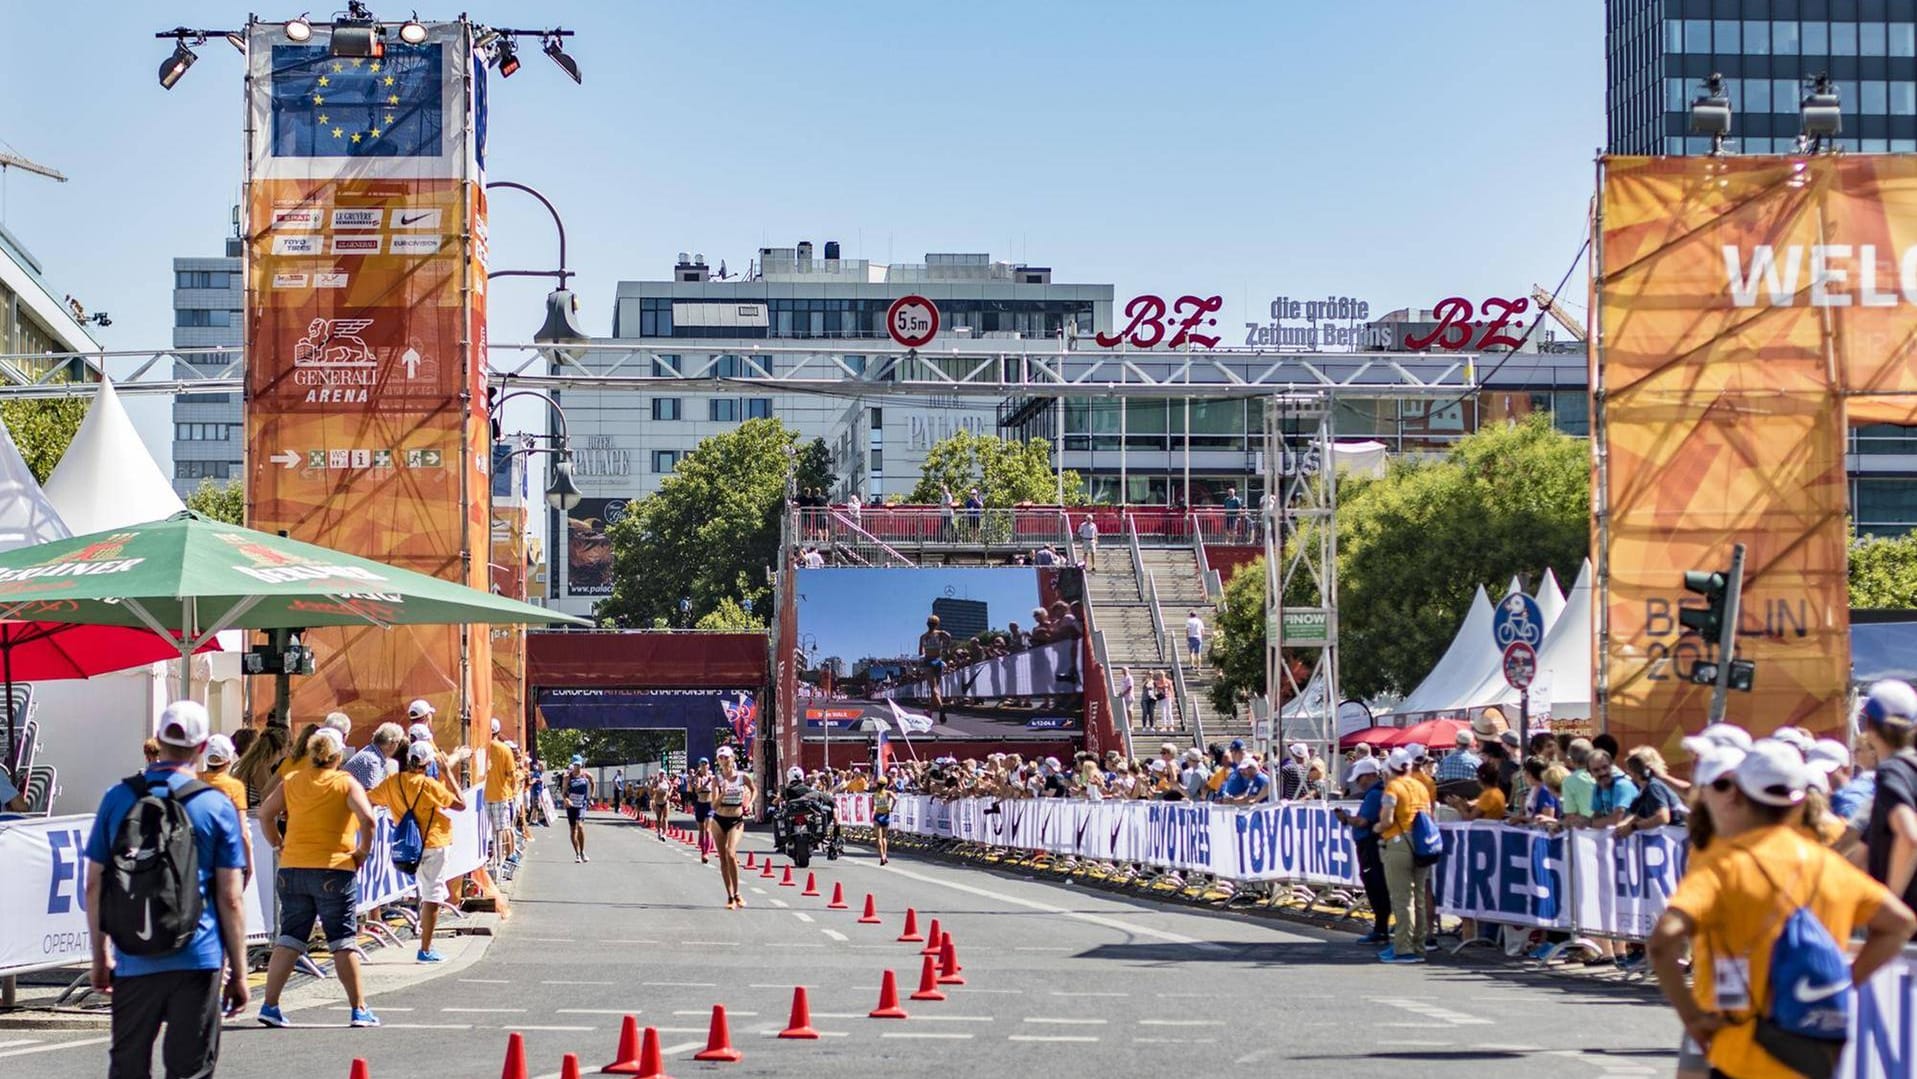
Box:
269 44 443 159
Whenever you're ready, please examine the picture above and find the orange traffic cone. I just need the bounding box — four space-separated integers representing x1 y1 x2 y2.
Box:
349 1059 371 1079
778 987 820 1039
693 1004 743 1063
920 919 943 955
858 893 881 925
560 1054 582 1079
780 865 795 887
868 969 909 1019
826 882 848 909
743 851 756 868
502 1032 528 1079
910 954 947 1002
759 860 775 878
937 937 966 985
897 907 924 943
801 872 820 896
602 1014 644 1075
634 1026 672 1079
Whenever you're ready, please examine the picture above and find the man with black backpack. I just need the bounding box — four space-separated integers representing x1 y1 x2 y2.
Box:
84 700 249 1079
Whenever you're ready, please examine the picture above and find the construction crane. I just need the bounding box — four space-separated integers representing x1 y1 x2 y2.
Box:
0 149 67 183
1531 283 1586 343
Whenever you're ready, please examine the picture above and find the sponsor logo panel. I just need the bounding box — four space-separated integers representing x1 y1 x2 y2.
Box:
331 208 383 230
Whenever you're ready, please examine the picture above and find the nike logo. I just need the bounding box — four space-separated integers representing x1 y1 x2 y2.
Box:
1792 976 1851 1003
399 212 432 225
134 904 155 942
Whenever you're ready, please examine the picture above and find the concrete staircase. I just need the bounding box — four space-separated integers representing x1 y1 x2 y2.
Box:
1083 557 1194 739
1135 547 1243 744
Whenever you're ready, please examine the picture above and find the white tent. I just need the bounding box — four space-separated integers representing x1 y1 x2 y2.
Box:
0 417 70 550
1456 559 1594 720
43 377 185 534
1535 567 1566 634
1389 585 1496 718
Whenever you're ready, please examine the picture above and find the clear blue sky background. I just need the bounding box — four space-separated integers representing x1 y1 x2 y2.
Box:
0 0 1603 467
797 567 1042 662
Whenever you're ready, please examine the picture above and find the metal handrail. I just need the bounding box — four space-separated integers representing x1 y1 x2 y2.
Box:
1144 567 1198 743
825 508 914 567
1125 517 1146 600
1191 514 1223 601
1089 626 1134 760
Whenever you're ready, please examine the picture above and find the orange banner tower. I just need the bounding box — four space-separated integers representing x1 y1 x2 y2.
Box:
243 19 491 748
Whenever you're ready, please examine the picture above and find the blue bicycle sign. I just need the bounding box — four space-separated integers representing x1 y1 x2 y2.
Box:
1492 592 1545 650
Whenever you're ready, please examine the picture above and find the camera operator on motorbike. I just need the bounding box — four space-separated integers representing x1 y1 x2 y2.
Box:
773 766 841 867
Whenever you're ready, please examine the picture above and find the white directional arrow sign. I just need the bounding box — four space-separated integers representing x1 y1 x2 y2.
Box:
269 450 301 470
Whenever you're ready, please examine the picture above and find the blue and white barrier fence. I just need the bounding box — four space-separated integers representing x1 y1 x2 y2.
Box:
838 793 1912 1079
1 786 486 979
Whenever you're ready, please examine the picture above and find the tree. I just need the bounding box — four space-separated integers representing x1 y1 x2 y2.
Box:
535 728 681 767
186 479 245 524
1206 415 1589 708
1 398 87 483
696 597 766 631
1850 527 1917 608
795 437 834 495
1208 557 1268 714
599 418 799 629
906 429 1087 505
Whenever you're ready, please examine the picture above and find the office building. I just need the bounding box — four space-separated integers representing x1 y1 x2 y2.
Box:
170 224 244 497
0 223 100 372
1606 0 1917 534
931 597 990 642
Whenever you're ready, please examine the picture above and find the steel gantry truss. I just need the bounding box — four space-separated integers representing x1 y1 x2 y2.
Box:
0 340 1478 400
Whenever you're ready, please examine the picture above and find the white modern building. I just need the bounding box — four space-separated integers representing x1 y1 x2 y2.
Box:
0 223 100 374
548 244 1114 616
169 221 245 497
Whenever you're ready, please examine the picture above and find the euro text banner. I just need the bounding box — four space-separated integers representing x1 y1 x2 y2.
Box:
244 22 491 747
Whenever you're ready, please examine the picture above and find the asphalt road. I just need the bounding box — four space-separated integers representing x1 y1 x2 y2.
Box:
13 810 1681 1079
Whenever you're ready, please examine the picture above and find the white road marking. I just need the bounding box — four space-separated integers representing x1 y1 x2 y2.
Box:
868 862 1245 950
883 1032 975 1040
1009 1035 1100 1043
649 1026 709 1035
1138 1019 1226 1027
915 1015 995 1023
1378 1039 1453 1046
822 929 848 942
767 942 824 948
605 939 659 945
750 887 767 895
769 899 790 908
645 981 717 988
525 937 576 943
514 1025 596 1032
558 1008 645 1015
682 940 739 947
540 980 613 986
1379 1022 1455 1029
1234 1048 1275 1065
443 1008 527 1014
1023 1017 1108 1025
1135 1037 1218 1044
661 1041 704 1056
793 912 815 923
1369 997 1493 1026
0 1040 43 1051
460 978 509 984
1052 990 1128 997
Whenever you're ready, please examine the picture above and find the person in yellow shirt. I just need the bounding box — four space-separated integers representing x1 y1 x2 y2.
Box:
200 734 255 884
1376 747 1434 963
254 728 379 1029
483 719 518 870
1649 740 1915 1079
370 742 465 963
1448 760 1508 821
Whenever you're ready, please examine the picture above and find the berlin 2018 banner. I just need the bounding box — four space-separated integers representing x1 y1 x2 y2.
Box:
1597 155 1917 752
244 22 491 748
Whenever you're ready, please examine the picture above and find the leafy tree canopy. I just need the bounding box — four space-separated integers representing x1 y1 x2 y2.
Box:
185 479 245 524
906 429 1086 506
1 398 87 484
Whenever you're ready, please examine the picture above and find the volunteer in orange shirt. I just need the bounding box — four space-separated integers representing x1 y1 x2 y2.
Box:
200 734 255 884
370 742 465 963
484 718 519 870
1648 740 1914 1079
254 727 379 1029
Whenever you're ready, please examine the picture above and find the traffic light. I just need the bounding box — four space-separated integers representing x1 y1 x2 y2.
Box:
1727 659 1755 692
1679 570 1729 639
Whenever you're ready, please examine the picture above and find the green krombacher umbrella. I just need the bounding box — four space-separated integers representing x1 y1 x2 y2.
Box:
0 510 586 688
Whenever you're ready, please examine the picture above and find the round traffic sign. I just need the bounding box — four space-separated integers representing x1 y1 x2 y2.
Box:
1492 592 1545 650
1502 641 1537 690
887 294 939 348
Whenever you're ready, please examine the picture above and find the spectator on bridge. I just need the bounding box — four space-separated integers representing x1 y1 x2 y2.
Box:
1277 743 1310 800
256 727 379 1030
1223 485 1246 539
1335 757 1391 943
86 701 249 1079
1377 748 1433 963
1077 515 1099 572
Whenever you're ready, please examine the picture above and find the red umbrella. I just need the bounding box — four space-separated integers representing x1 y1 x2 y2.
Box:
1382 718 1468 750
1340 725 1402 750
1 622 220 746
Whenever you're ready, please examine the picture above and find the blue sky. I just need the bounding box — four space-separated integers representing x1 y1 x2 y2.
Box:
796 567 1043 662
0 0 1603 464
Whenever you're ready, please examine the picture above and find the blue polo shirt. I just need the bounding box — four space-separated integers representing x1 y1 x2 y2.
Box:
84 764 248 977
1353 785 1386 844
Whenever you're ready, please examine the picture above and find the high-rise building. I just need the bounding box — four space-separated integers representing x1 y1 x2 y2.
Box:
1607 1 1917 156
169 224 244 497
931 597 990 642
1606 1 1917 536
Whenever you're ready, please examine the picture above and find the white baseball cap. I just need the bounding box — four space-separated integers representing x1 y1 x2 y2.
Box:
1694 744 1747 787
156 700 210 748
1864 679 1917 731
1807 738 1852 772
1348 757 1381 780
203 733 236 765
407 698 436 720
491 717 502 735
1771 726 1816 755
408 722 434 743
1682 722 1754 759
1385 748 1414 772
407 741 436 765
310 727 346 758
1734 739 1810 807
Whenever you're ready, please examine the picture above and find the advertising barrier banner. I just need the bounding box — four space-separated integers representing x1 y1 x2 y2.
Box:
0 786 484 977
